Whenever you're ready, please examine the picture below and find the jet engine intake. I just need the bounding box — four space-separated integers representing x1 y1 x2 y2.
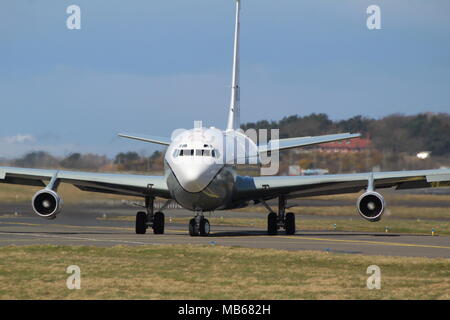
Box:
357 191 385 222
32 189 62 219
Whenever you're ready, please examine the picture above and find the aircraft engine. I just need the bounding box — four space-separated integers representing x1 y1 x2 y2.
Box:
357 191 385 222
32 189 63 219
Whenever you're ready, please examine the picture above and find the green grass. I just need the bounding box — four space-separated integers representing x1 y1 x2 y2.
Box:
0 245 448 299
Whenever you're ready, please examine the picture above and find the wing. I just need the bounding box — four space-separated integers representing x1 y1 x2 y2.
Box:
118 133 171 146
0 166 170 198
258 133 361 153
235 169 450 201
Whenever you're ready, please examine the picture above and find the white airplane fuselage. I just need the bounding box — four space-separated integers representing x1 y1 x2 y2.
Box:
165 127 259 211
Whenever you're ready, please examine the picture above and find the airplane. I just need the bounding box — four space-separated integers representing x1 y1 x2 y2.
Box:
1 0 450 237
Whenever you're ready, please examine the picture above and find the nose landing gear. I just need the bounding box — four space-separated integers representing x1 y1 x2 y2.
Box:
266 196 296 235
189 212 210 237
135 196 165 235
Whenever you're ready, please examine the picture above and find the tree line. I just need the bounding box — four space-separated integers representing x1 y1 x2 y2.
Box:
1 113 449 174
1 151 164 173
241 112 450 156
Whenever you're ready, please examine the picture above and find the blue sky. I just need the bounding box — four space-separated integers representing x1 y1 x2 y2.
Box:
1 0 449 158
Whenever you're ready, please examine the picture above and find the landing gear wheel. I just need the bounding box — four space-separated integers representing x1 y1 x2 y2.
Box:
267 212 278 235
153 211 165 234
189 218 198 236
135 211 147 234
200 218 210 237
285 212 296 235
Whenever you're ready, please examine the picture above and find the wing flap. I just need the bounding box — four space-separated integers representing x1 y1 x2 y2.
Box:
427 173 450 182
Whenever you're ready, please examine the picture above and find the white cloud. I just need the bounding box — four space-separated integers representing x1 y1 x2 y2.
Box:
3 134 36 144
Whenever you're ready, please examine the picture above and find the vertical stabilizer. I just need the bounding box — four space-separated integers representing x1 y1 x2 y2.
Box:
226 0 241 131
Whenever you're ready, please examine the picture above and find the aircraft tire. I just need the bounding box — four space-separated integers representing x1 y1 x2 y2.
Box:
189 218 198 236
285 212 296 235
267 212 277 235
199 218 210 237
135 211 147 234
153 211 165 234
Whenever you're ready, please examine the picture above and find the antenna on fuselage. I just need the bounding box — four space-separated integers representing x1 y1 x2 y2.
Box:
226 0 241 131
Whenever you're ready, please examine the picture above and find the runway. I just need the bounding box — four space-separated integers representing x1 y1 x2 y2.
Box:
0 203 449 258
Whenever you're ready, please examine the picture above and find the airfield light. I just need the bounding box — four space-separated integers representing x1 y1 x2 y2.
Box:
385 226 389 233
432 228 435 236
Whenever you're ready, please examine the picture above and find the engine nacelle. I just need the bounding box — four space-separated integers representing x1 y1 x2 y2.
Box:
357 191 385 222
32 189 63 219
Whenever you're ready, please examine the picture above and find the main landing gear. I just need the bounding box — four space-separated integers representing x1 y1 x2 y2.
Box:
189 212 210 237
135 196 165 235
267 196 296 235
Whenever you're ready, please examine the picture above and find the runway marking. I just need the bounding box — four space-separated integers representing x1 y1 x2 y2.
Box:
0 231 160 246
1 220 450 251
0 231 300 247
275 235 450 250
0 220 189 234
0 221 135 231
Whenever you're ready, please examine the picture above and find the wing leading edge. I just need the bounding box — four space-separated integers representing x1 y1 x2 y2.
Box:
0 166 170 198
258 133 361 153
235 169 450 201
118 133 171 146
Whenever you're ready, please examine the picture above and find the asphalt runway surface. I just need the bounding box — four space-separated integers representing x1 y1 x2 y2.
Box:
0 203 449 258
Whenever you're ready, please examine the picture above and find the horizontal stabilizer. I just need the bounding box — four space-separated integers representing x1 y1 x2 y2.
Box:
258 133 361 153
118 133 171 146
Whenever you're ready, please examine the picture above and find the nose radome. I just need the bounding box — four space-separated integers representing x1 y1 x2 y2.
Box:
181 169 207 192
174 163 221 193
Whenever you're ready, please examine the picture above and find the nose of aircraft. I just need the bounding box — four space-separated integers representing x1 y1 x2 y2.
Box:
172 162 222 193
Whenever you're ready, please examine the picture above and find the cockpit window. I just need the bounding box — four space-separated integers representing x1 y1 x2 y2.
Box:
203 150 211 157
178 149 194 156
173 148 220 158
